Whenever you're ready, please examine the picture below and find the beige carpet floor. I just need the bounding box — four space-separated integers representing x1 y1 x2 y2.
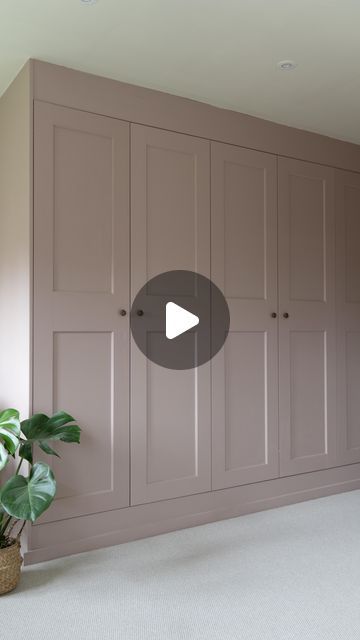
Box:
2 490 360 639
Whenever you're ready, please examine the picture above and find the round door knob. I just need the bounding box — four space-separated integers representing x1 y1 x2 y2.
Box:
136 309 144 316
283 312 289 318
119 309 127 316
271 312 277 318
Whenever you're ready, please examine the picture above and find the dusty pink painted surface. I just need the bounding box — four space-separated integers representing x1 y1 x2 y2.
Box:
33 102 130 524
211 143 279 489
1 60 360 563
130 124 211 505
336 170 360 465
278 158 337 475
33 59 360 173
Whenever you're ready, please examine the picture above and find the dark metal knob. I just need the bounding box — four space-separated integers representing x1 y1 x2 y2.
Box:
119 309 127 316
271 312 277 318
136 309 144 316
283 312 289 318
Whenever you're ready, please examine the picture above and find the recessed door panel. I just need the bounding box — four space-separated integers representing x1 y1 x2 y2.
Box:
33 102 130 523
53 127 114 293
289 174 326 302
336 171 360 464
345 332 360 451
130 125 211 505
145 145 197 280
289 331 326 459
146 361 198 485
223 162 267 300
52 332 114 499
211 143 278 490
345 186 360 304
224 332 268 471
278 158 336 475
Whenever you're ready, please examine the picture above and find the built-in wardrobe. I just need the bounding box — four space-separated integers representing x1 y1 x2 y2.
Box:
1 60 360 564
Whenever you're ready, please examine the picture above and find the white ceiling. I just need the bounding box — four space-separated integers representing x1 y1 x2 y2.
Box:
1 0 360 144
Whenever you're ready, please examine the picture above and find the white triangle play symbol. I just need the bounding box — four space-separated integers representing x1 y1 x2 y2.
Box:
166 302 199 340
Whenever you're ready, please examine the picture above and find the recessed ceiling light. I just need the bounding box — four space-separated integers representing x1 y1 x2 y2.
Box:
277 60 298 71
80 0 98 5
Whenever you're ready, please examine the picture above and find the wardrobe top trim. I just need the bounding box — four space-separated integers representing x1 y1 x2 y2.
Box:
31 59 360 174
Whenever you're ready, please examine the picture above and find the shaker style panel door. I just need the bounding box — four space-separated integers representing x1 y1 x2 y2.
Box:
33 102 130 523
130 124 211 505
278 158 336 476
335 170 360 465
211 143 279 490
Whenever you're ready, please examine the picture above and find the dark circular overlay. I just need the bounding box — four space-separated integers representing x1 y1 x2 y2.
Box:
130 270 230 370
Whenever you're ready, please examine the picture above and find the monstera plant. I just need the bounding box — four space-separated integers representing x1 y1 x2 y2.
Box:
0 408 80 593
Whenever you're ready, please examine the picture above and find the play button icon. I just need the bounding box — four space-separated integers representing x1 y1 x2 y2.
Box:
166 302 199 340
130 270 230 370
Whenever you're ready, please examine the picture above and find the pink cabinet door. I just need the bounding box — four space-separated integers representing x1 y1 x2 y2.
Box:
278 158 336 476
211 142 279 490
130 124 211 505
33 102 130 523
335 170 360 465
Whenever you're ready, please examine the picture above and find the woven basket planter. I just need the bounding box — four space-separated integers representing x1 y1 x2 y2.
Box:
0 539 23 595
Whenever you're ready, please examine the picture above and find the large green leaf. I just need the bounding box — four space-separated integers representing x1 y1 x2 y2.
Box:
0 409 20 470
38 441 61 458
0 428 19 455
21 411 80 443
0 409 21 437
19 440 62 465
20 413 50 440
19 411 81 462
19 414 49 464
0 462 56 522
0 442 9 472
18 441 33 465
